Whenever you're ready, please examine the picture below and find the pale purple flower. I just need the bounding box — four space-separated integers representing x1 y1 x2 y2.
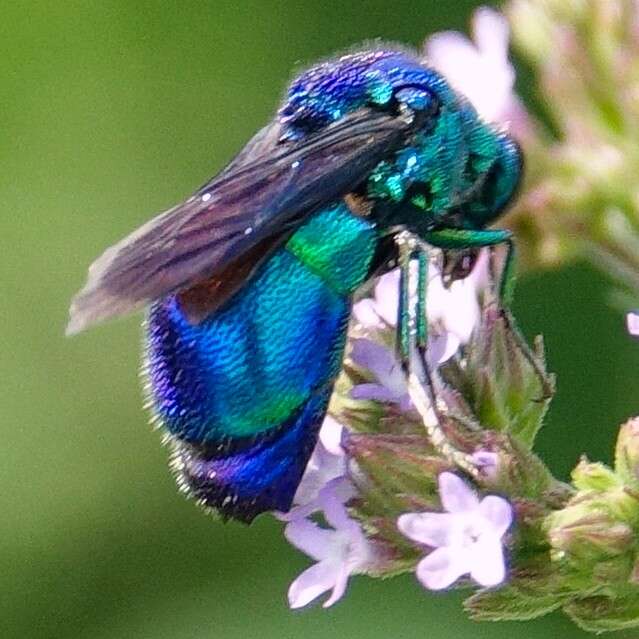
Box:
285 484 372 609
397 472 512 590
349 336 457 410
279 417 356 521
424 7 528 132
350 338 411 409
353 252 488 347
350 255 488 409
627 310 639 337
352 268 401 328
471 450 500 478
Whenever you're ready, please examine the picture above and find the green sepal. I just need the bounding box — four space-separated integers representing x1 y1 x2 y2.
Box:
572 457 621 492
464 560 574 622
344 433 448 563
441 305 554 449
564 592 639 634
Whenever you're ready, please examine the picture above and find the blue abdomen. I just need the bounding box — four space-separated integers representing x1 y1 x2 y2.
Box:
144 203 377 520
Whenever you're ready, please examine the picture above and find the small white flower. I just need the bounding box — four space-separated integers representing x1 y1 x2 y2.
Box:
349 336 456 410
285 484 372 609
279 417 356 522
397 472 512 590
352 268 400 329
627 310 639 337
471 449 500 479
424 7 527 131
427 251 489 345
352 252 488 348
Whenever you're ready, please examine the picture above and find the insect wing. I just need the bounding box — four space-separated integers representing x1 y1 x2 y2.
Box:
67 109 413 335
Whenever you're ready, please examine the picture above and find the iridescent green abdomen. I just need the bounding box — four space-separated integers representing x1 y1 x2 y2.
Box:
144 203 377 519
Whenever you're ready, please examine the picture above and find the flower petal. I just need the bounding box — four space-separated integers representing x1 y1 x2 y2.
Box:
472 7 510 60
318 416 346 456
426 32 479 71
322 562 350 608
373 269 400 326
351 383 403 403
350 339 396 379
289 426 347 509
424 8 516 124
445 281 480 343
428 331 461 367
627 310 639 337
284 519 334 562
397 512 456 547
479 495 513 537
321 485 356 531
288 559 339 609
416 547 468 590
438 472 480 513
468 249 490 290
352 298 383 328
321 476 357 507
470 534 506 587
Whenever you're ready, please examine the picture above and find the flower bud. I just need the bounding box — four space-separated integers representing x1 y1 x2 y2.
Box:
547 494 635 564
615 417 639 489
507 1 556 65
572 457 620 492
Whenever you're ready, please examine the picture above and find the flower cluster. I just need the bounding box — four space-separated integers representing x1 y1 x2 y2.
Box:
282 251 492 607
275 5 639 634
349 253 488 410
398 472 512 590
502 0 639 320
281 9 529 610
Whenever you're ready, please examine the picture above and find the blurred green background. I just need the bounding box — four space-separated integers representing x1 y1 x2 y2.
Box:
3 1 638 638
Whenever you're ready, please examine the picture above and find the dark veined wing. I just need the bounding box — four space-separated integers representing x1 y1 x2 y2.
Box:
67 108 416 335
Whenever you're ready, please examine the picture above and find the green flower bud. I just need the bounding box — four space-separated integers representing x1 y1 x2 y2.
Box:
547 485 637 567
507 1 556 65
615 417 639 489
441 305 554 450
572 457 620 492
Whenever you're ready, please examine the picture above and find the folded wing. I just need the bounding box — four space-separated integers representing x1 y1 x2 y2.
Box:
67 108 415 335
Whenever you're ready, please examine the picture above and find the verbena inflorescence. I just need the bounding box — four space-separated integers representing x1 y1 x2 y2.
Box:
276 5 639 633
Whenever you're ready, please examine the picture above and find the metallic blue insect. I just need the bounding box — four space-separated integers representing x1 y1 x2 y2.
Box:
68 47 522 522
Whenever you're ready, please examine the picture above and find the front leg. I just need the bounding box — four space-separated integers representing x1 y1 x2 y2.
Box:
394 231 479 476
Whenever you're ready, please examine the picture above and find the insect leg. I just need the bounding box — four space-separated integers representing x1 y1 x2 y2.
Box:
422 228 554 400
394 231 478 475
